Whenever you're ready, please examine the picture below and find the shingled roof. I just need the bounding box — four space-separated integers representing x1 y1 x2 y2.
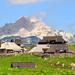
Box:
1 42 22 51
38 36 67 44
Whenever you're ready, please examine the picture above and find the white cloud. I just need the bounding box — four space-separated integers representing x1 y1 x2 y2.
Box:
8 0 38 5
8 0 63 5
71 25 75 31
35 12 47 17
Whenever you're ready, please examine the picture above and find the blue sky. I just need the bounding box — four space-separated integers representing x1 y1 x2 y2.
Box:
0 0 75 34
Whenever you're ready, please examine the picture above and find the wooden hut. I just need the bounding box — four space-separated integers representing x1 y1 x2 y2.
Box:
0 40 1 47
29 45 49 54
38 36 68 53
0 48 6 54
1 42 22 53
38 36 66 44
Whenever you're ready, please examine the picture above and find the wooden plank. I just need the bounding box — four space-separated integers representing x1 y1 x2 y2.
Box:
11 62 35 68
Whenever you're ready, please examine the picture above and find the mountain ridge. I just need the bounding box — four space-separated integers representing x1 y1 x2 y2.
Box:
0 16 73 41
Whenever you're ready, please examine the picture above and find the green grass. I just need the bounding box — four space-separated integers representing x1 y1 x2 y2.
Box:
0 54 75 75
68 45 75 51
0 44 75 75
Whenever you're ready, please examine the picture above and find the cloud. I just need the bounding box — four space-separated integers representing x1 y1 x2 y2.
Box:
0 16 8 19
36 12 47 17
7 0 65 5
8 0 39 5
71 25 75 31
8 0 62 5
68 23 75 34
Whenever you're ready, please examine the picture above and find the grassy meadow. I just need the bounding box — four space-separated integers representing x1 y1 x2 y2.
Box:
68 45 75 51
0 54 75 75
0 44 74 75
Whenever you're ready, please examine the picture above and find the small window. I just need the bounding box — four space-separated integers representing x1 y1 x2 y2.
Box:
50 40 55 44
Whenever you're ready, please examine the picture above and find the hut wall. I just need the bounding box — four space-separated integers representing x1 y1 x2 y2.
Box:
0 40 1 47
46 44 68 52
0 49 6 54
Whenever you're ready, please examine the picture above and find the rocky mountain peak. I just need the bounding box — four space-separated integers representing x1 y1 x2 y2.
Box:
16 16 29 23
0 16 73 41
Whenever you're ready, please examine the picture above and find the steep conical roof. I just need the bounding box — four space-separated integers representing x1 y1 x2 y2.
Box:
29 45 49 53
